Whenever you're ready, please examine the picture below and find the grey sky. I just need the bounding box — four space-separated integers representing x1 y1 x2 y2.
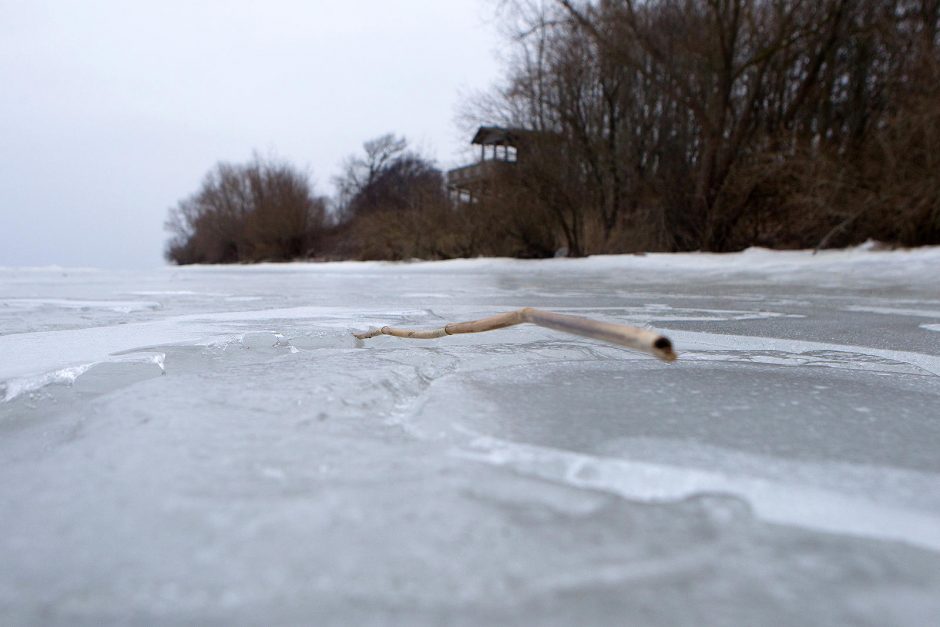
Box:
0 0 502 268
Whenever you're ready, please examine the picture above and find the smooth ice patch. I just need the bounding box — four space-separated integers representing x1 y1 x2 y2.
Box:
2 250 940 625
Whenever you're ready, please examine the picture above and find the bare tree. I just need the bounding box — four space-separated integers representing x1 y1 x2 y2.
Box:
474 0 940 251
331 134 465 260
165 155 326 264
333 134 409 218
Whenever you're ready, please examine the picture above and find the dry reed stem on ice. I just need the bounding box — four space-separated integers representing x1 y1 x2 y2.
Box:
353 307 677 362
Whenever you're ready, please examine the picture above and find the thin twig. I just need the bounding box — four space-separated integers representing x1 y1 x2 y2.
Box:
353 307 677 362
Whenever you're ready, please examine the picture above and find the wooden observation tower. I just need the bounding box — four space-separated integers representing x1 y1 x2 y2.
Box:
447 126 531 203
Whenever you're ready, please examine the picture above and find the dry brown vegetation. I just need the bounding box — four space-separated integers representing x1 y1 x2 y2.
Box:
479 0 940 253
327 134 466 260
165 156 327 264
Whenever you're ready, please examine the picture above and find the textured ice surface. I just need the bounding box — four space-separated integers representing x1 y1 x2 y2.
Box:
2 248 940 626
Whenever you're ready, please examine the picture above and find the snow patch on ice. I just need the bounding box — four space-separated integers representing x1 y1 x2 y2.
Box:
555 305 804 323
680 348 930 376
0 298 161 313
460 436 940 553
0 364 92 403
172 306 432 324
601 437 940 511
1 352 166 403
401 292 451 299
667 329 940 376
845 305 940 318
0 304 404 384
0 265 101 273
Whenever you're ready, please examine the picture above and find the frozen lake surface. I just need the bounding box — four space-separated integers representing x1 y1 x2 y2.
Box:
2 248 940 626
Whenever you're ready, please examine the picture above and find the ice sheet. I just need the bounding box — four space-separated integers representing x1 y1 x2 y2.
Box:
2 247 940 626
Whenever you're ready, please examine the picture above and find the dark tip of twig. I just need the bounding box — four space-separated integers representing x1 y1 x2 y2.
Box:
653 336 678 362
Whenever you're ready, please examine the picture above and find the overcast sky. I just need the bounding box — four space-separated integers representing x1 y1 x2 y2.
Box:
0 0 503 268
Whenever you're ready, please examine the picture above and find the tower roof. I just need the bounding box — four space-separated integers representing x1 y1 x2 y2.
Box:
470 126 535 147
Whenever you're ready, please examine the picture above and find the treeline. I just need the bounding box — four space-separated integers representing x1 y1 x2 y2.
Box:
166 0 940 264
484 0 940 253
165 139 495 264
164 136 536 264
